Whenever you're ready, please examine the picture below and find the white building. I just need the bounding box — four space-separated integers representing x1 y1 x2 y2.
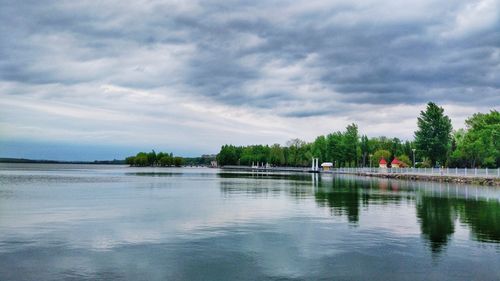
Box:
321 162 333 171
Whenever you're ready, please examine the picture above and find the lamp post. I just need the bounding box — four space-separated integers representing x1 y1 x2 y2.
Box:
412 148 416 168
369 154 373 169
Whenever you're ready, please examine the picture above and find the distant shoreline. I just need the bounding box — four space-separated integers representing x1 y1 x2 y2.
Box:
0 158 126 165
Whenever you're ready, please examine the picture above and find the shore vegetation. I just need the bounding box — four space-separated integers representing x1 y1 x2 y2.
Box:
217 103 499 168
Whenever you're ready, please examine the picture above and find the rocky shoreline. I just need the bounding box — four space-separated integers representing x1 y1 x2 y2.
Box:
345 172 500 186
221 166 500 186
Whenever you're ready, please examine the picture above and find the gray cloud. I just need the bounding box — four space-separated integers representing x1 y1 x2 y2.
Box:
0 0 499 158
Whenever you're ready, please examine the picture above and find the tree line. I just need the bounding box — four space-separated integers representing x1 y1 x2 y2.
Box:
125 152 217 167
183 155 217 166
217 102 499 168
126 151 184 167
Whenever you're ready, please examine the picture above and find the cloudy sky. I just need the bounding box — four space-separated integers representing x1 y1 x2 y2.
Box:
1 0 499 160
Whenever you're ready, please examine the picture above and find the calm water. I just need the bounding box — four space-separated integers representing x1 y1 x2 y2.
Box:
0 164 499 280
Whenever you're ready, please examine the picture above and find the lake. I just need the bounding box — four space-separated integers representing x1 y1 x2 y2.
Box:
0 164 499 280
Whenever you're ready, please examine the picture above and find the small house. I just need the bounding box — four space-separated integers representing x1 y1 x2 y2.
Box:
391 158 401 168
321 162 333 171
391 158 407 168
379 158 387 168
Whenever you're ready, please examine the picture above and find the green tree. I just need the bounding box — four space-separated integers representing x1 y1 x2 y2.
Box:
373 149 391 166
389 138 402 161
360 135 370 167
299 143 313 166
414 102 452 166
397 154 412 167
125 151 183 167
173 157 184 167
134 152 149 166
286 139 307 166
239 146 254 166
159 155 173 166
454 110 499 167
450 129 467 167
344 123 359 166
312 136 328 163
269 144 285 166
402 141 414 160
326 132 344 167
217 145 240 166
125 156 135 165
147 150 157 166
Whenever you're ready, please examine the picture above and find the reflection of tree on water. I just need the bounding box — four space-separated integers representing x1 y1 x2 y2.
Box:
218 172 500 253
457 199 500 243
219 181 283 197
314 177 405 223
416 196 456 253
315 177 361 223
362 179 406 206
416 194 500 253
218 174 311 198
217 172 311 182
315 176 500 254
371 179 500 252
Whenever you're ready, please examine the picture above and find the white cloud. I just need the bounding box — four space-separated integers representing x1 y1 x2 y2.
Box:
0 0 498 158
441 0 499 39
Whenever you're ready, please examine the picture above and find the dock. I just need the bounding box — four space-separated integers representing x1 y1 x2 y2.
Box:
220 166 500 186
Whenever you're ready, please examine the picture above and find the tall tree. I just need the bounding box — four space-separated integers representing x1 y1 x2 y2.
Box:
269 144 285 166
360 135 370 167
217 145 239 166
373 149 391 166
312 135 327 163
449 129 467 167
453 110 499 167
326 132 344 167
414 102 452 166
286 139 306 166
343 123 359 166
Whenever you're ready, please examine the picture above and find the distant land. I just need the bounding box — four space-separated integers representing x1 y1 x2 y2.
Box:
0 158 126 165
0 155 217 166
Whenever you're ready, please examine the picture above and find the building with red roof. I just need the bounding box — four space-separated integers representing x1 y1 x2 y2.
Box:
391 157 408 168
379 158 387 168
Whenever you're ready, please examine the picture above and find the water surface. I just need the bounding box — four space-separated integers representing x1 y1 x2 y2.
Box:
0 164 499 280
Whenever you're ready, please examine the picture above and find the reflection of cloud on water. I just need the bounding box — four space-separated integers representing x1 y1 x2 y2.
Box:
358 205 420 237
175 200 292 237
1 170 499 259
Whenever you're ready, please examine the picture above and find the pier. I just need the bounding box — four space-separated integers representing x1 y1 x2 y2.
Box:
220 165 500 186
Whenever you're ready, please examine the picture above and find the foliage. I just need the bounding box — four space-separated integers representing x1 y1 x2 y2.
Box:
312 136 327 163
183 155 217 166
372 150 391 166
414 102 452 166
217 145 240 166
360 135 370 167
344 123 360 167
450 110 499 168
215 103 497 169
269 144 285 166
397 154 412 167
216 124 367 167
173 157 184 167
125 150 184 167
416 157 432 168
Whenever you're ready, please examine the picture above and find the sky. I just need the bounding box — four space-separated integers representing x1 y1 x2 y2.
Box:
0 0 499 160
